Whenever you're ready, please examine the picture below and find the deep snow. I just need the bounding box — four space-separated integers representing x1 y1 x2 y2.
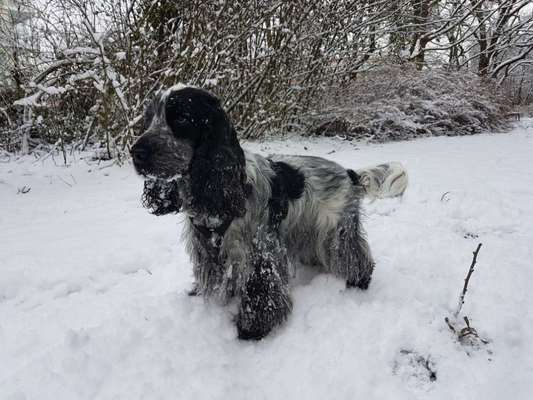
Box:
1 122 533 400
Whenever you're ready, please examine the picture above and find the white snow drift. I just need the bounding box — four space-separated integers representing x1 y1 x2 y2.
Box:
1 122 533 400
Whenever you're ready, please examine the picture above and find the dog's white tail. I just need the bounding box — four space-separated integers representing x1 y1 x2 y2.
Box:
356 162 408 199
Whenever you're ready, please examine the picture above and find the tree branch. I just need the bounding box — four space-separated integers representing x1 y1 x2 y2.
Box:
454 243 482 318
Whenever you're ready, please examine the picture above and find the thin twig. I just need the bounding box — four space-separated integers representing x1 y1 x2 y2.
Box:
32 139 61 164
98 160 117 170
444 317 456 333
57 175 73 187
454 243 482 317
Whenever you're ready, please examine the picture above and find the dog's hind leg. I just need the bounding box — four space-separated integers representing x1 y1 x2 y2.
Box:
330 206 375 290
236 229 292 340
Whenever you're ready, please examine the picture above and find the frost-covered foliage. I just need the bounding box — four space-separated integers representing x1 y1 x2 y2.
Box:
308 65 511 142
2 0 389 154
1 0 531 154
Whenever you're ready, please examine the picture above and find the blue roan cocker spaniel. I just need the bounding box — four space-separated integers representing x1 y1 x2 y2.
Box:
131 85 406 340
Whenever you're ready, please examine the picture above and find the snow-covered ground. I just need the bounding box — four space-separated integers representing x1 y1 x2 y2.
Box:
2 122 533 400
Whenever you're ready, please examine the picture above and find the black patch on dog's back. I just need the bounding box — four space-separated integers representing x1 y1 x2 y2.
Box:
268 161 305 227
346 169 362 187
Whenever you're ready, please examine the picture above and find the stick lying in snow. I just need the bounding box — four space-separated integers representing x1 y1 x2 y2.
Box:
445 315 489 347
445 243 490 350
455 243 482 318
356 162 408 200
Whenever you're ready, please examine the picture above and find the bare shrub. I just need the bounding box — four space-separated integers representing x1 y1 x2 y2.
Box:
308 64 512 142
2 0 531 154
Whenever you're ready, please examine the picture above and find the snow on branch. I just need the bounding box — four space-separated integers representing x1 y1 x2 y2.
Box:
3 0 530 155
454 243 482 318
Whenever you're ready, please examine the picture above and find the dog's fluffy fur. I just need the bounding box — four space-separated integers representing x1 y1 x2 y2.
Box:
132 85 375 340
356 162 408 200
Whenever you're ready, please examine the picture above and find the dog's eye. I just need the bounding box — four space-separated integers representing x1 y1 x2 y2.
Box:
174 116 189 125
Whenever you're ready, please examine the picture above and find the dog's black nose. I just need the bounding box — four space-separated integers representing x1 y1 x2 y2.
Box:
131 143 149 165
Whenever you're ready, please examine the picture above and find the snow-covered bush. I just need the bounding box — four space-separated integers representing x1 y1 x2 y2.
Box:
2 0 529 154
2 0 385 154
306 65 511 142
0 88 20 153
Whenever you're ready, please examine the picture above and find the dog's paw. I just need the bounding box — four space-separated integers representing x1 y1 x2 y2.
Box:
187 284 200 296
236 299 290 341
346 275 371 290
236 307 277 341
236 324 269 341
236 263 292 341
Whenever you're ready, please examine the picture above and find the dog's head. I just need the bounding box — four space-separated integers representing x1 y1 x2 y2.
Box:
131 86 248 222
131 85 237 179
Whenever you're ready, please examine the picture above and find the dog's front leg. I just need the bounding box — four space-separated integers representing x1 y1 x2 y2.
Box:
237 261 292 340
236 232 292 340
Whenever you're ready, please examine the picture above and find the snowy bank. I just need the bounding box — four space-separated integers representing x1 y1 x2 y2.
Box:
1 122 532 400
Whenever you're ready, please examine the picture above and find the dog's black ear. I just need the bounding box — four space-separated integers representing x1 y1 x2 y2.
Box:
189 125 248 224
